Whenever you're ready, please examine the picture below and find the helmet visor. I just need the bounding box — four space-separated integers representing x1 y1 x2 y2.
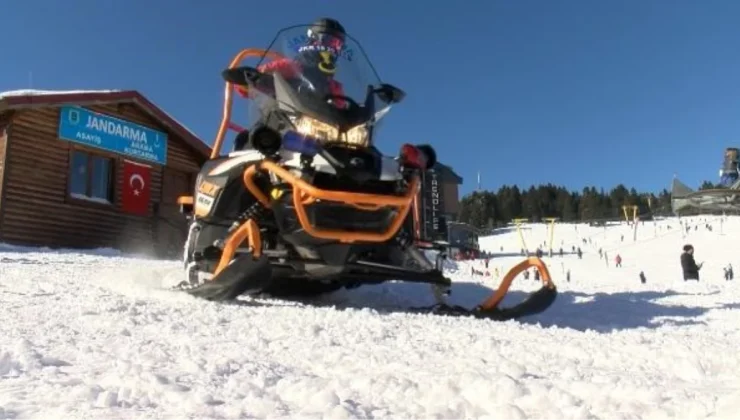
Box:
308 32 344 55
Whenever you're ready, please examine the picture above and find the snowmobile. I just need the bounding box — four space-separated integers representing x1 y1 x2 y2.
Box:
175 22 557 320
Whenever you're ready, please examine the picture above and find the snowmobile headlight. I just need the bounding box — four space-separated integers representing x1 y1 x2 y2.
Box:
343 124 369 147
294 116 339 144
294 116 370 148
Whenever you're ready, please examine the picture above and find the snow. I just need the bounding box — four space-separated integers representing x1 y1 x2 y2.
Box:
69 193 113 206
1 215 740 419
0 89 121 99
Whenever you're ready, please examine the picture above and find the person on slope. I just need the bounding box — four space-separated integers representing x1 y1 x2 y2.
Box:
680 244 702 281
235 18 348 108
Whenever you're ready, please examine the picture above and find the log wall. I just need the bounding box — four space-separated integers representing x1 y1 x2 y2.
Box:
442 182 459 216
0 111 11 212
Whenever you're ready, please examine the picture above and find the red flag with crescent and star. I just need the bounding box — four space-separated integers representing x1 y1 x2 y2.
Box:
121 160 151 216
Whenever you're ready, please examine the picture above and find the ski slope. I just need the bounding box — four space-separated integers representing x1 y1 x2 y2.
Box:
1 215 739 419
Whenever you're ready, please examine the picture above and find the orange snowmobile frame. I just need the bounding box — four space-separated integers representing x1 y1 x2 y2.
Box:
178 48 557 319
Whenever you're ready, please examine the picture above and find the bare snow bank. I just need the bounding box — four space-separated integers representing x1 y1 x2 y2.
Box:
1 217 740 418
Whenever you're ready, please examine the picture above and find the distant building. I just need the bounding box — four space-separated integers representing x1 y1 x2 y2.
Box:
414 161 463 244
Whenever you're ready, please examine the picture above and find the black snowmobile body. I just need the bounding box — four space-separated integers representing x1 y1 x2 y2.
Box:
174 23 557 320
180 146 449 300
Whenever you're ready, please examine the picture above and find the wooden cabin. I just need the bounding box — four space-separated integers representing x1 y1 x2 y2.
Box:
0 90 210 257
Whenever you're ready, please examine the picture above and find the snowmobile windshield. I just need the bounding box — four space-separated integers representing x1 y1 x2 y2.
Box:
248 24 393 148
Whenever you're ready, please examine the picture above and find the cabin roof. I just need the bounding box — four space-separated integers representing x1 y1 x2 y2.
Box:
0 89 211 158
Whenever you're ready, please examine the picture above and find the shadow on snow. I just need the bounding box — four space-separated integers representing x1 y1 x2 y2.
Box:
2 241 729 333
236 280 731 333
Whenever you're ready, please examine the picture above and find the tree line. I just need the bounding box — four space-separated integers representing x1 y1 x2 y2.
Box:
457 180 721 230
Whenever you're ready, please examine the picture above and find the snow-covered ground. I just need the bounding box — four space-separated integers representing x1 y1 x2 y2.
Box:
1 215 739 419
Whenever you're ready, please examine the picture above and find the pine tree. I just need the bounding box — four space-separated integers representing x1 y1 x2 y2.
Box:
458 181 684 227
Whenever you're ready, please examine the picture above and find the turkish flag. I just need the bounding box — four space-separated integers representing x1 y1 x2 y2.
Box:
121 160 151 216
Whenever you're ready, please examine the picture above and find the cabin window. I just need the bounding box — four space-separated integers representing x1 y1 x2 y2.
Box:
68 150 114 204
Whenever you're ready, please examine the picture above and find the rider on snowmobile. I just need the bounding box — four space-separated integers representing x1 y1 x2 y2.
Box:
235 18 347 108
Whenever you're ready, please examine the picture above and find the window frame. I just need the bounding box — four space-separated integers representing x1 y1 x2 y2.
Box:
66 147 115 207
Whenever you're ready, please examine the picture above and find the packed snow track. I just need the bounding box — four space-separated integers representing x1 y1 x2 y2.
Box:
2 216 740 419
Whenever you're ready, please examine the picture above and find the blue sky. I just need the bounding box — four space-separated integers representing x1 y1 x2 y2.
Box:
4 0 740 196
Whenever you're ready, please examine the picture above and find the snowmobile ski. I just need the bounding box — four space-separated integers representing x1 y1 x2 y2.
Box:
418 284 557 321
407 256 558 321
182 254 272 301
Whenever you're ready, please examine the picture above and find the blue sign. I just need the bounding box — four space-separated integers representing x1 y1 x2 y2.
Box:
58 106 167 165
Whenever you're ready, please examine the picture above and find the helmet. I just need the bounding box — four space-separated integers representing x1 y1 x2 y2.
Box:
306 18 346 54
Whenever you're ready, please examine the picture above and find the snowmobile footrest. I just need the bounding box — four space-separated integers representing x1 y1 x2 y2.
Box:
348 261 451 286
185 254 273 301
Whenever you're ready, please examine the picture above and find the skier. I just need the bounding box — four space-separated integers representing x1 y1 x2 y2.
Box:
615 254 622 268
680 244 702 281
724 264 734 281
236 17 348 107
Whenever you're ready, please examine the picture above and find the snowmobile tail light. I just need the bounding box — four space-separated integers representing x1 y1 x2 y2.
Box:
399 144 428 170
283 131 319 156
294 116 370 148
